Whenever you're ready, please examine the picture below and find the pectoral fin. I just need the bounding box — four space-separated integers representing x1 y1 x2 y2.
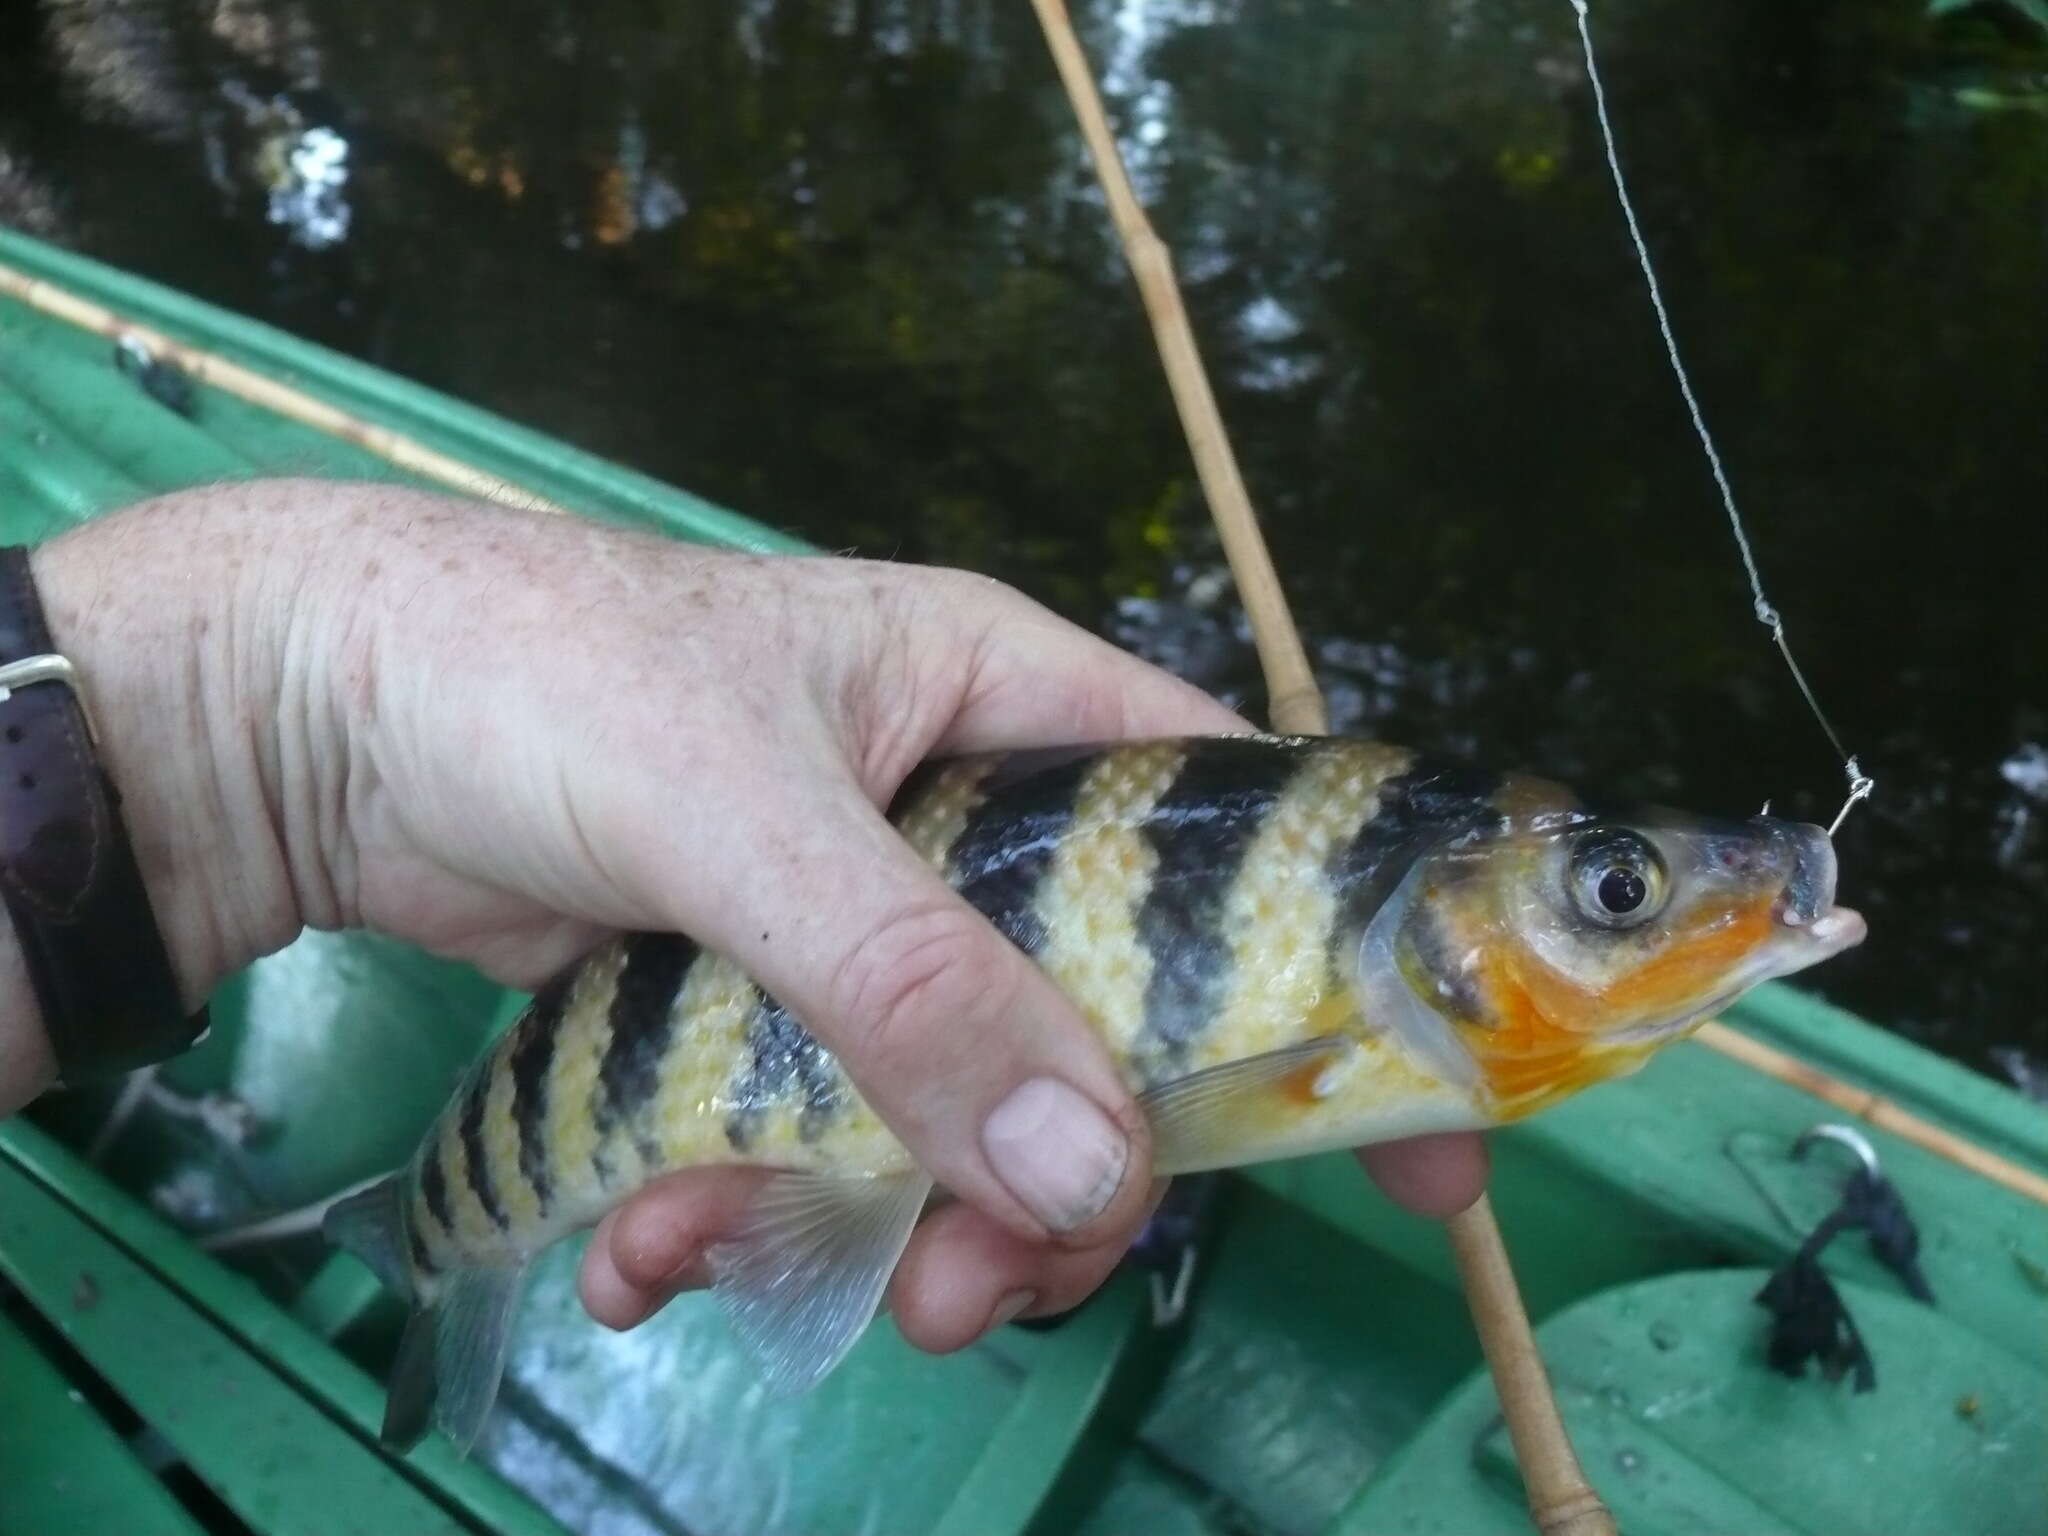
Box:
1139 1035 1351 1174
706 1168 933 1396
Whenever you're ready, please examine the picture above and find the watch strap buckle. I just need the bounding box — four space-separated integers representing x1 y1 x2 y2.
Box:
0 653 101 745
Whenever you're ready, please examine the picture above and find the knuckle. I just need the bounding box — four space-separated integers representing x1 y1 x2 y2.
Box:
823 901 1018 1068
1050 672 1137 744
843 606 937 785
910 567 1037 646
905 561 1011 603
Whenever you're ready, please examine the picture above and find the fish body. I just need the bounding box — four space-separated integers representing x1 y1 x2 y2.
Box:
327 735 1865 1451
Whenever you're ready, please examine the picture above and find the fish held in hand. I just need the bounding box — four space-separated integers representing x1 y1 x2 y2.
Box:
324 735 1864 1452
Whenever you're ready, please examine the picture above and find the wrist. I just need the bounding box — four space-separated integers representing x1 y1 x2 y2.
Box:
0 493 303 1111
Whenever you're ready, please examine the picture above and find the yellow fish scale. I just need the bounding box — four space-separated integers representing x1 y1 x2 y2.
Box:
1033 743 1187 1064
433 1097 499 1253
539 939 631 1202
480 1043 541 1233
413 1122 465 1267
627 771 1001 1180
643 963 906 1177
648 953 771 1166
405 1123 449 1266
1200 747 1382 1070
896 758 996 868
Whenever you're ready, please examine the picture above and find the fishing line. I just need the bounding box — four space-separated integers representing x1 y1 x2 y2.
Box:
1568 0 1874 836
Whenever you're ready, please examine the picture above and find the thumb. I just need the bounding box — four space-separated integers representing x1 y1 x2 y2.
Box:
674 774 1153 1250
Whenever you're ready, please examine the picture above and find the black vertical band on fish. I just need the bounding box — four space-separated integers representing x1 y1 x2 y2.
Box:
405 1218 437 1279
946 748 1100 954
508 970 573 1216
458 1068 509 1231
1328 759 1506 943
725 995 846 1152
596 932 699 1171
1134 739 1301 1075
419 1133 456 1239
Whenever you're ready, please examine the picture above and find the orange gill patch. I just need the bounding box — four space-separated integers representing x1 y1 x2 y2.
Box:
1465 894 1778 1120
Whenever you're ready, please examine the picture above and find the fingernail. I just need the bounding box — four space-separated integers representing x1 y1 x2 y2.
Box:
981 1077 1129 1233
987 1289 1036 1333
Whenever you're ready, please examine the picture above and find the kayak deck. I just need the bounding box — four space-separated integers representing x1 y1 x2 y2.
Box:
2 227 2044 1536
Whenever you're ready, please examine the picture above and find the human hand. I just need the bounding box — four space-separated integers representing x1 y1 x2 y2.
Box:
9 481 1488 1354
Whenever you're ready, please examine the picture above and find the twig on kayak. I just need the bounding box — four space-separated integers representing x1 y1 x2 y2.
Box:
0 259 570 517
1699 1021 2048 1207
1025 4 1617 1533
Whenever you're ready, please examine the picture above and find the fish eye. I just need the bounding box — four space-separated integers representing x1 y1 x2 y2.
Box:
1568 828 1668 929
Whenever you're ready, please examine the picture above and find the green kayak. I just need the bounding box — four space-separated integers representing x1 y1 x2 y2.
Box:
1 226 2042 1536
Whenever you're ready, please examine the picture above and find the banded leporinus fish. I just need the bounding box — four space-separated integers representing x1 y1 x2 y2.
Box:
326 735 1864 1451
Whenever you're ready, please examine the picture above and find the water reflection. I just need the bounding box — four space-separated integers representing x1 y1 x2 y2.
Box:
1996 741 2046 870
0 146 61 235
217 84 353 247
1 0 2044 1076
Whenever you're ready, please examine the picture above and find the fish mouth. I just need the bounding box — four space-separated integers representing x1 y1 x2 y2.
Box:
1595 901 1867 1052
1789 904 1867 956
1758 819 1867 972
1765 818 1865 962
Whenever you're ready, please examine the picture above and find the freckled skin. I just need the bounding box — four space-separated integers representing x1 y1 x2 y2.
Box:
400 736 1841 1280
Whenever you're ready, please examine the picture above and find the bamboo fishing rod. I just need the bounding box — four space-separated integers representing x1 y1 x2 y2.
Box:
1023 6 1615 1534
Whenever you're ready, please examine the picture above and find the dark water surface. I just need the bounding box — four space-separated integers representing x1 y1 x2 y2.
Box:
2 0 2044 1080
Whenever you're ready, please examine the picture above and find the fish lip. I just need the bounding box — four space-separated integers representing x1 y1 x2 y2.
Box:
1595 903 1867 1050
1596 990 1744 1049
1799 905 1867 953
1766 821 1840 927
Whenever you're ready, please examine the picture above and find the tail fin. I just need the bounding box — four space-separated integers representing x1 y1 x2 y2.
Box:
322 1174 528 1455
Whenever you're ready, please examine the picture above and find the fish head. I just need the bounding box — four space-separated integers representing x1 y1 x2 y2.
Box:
1362 779 1866 1121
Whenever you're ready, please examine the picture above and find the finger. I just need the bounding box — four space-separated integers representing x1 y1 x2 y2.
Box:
668 776 1155 1255
929 578 1250 754
1357 1132 1490 1218
884 1183 1166 1354
577 1165 778 1330
578 1209 645 1329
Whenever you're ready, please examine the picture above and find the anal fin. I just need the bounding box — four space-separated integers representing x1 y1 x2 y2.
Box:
1139 1035 1351 1174
381 1305 439 1451
379 1262 530 1457
707 1169 933 1396
432 1263 529 1454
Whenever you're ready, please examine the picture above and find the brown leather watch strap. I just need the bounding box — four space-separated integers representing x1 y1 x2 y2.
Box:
0 545 205 1083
